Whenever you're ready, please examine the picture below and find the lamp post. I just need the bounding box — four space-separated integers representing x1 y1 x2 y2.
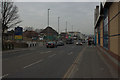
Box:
66 21 67 33
47 8 50 41
58 17 60 34
48 8 50 27
72 25 73 32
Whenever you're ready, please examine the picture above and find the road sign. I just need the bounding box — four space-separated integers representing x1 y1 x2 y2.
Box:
15 35 23 40
14 26 23 40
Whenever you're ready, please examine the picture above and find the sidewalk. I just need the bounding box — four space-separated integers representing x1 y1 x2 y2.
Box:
2 43 44 54
72 45 119 78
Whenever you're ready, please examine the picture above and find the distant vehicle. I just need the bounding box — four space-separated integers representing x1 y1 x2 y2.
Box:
46 41 57 48
76 40 82 45
57 41 64 46
66 39 74 44
39 37 43 40
73 37 77 40
82 40 86 43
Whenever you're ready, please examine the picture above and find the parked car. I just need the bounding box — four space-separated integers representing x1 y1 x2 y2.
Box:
57 41 64 46
46 41 57 48
76 40 82 45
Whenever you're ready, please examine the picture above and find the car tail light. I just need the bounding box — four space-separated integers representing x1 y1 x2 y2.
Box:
46 44 48 45
51 43 53 45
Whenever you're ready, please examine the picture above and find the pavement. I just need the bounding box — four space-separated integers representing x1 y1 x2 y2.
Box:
67 45 119 78
2 43 119 79
2 42 44 54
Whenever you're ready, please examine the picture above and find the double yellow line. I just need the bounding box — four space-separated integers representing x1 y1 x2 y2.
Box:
63 46 87 79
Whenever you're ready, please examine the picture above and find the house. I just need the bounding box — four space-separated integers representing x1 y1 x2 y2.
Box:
40 27 58 41
2 30 15 41
23 30 38 41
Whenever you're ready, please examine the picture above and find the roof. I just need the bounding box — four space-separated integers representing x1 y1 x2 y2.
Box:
40 27 58 35
94 2 112 29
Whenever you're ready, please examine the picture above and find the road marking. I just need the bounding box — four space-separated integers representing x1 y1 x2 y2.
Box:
68 52 73 55
46 51 52 53
24 59 43 69
63 46 87 79
0 74 9 78
40 51 51 54
18 53 33 57
49 54 56 58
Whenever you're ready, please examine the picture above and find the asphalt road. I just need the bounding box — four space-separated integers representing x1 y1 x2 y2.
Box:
2 44 118 79
3 44 84 78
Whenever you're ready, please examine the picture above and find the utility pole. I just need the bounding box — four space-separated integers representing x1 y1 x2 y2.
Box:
48 8 50 27
58 17 60 34
47 8 50 41
66 21 67 33
72 25 73 32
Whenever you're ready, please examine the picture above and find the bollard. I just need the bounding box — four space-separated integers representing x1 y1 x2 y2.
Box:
7 44 9 50
9 44 11 50
12 44 14 49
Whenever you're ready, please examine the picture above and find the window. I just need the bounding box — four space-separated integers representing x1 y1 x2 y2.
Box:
98 24 100 45
103 8 109 49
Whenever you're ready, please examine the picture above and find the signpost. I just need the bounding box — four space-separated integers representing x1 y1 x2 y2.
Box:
14 26 23 40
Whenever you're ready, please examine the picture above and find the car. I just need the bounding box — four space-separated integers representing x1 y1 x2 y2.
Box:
57 41 64 46
82 40 86 43
66 39 74 44
76 40 82 45
46 41 57 48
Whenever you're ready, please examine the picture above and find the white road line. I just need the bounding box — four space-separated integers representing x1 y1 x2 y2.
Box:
0 74 9 78
68 52 73 55
49 54 56 58
18 53 33 57
40 51 51 54
24 59 43 69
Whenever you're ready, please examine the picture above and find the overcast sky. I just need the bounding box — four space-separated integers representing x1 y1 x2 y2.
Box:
15 2 99 35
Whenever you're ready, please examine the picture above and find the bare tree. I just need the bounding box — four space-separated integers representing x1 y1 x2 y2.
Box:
1 1 22 33
24 27 33 31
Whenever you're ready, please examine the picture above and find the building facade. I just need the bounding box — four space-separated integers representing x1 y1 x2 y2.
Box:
94 2 120 62
40 27 58 41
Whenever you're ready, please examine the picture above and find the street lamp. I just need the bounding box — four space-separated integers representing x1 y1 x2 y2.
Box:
58 17 60 34
72 25 73 32
47 8 50 41
66 21 67 33
48 8 50 27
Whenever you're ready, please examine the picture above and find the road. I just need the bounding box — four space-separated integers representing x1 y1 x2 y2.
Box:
2 44 118 78
3 44 84 78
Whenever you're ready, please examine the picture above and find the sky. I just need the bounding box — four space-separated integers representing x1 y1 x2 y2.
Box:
15 2 99 35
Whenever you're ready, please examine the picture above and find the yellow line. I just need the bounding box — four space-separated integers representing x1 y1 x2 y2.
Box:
63 46 86 79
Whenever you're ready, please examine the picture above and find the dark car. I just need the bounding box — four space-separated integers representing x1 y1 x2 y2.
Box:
76 40 82 45
66 39 74 44
82 40 86 43
57 41 64 46
46 41 57 48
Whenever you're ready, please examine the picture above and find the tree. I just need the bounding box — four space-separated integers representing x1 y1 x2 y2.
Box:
24 27 33 31
1 1 22 33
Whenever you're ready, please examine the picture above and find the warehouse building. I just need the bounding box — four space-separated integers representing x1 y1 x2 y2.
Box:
94 2 120 68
